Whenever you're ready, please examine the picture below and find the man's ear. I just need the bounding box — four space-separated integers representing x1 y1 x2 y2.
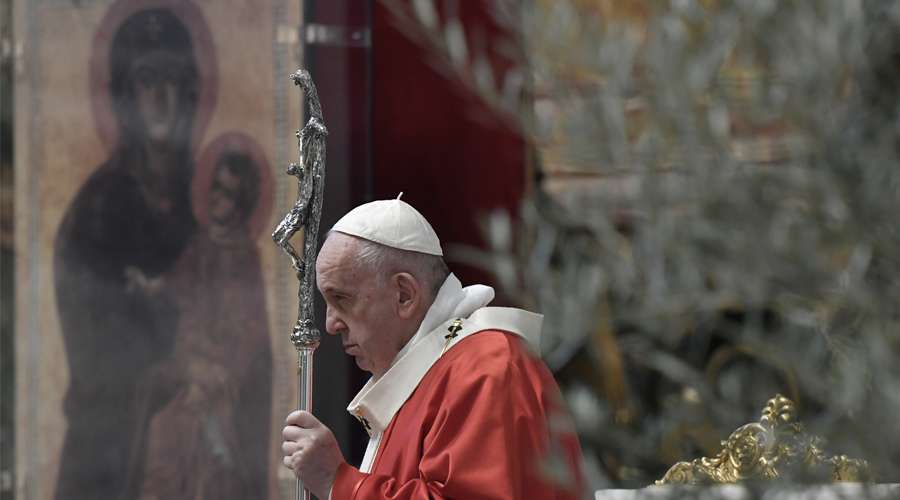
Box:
393 272 421 319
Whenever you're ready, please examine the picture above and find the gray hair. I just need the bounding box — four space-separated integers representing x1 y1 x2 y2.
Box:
352 237 450 299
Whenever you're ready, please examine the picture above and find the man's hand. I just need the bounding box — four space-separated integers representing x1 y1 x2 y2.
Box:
282 411 346 499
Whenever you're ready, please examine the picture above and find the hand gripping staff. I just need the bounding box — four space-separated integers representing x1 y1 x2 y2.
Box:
272 68 327 500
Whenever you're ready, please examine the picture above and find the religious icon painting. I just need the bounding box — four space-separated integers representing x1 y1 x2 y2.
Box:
12 0 302 498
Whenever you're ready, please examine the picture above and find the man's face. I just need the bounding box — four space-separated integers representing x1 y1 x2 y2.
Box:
316 233 406 377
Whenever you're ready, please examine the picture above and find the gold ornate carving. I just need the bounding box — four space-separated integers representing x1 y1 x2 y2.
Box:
656 394 871 485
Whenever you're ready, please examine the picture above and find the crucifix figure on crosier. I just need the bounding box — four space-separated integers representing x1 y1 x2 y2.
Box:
272 68 327 500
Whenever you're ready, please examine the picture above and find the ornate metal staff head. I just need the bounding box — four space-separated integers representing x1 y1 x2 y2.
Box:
272 68 328 500
272 69 328 352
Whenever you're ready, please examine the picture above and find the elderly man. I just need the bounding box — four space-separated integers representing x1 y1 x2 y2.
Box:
282 197 584 499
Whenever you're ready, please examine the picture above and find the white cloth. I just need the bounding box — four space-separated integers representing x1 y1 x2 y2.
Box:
595 484 900 500
331 196 444 256
346 273 543 473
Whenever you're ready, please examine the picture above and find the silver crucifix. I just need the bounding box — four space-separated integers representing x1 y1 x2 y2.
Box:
272 68 327 500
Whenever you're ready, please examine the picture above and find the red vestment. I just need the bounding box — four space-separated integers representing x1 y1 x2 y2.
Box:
332 330 585 499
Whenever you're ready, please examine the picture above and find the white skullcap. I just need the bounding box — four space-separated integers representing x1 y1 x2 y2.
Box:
331 194 444 256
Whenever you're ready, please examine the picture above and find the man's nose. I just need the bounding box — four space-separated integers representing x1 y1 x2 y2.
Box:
324 307 346 336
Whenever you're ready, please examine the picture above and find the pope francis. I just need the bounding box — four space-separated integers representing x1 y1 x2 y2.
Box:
281 197 585 499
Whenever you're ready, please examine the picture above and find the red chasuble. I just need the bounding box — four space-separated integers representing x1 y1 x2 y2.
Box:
332 330 585 499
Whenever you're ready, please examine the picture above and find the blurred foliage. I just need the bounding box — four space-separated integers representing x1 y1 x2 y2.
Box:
382 0 900 491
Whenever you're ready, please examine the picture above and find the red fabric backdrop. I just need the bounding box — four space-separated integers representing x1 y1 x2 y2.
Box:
371 0 526 290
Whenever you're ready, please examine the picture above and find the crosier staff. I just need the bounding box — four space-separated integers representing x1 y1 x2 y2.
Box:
272 68 327 500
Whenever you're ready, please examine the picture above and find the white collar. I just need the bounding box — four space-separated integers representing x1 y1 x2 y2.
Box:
396 273 493 358
346 274 543 436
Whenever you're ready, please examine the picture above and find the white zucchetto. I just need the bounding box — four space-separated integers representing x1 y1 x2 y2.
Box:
331 194 444 256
